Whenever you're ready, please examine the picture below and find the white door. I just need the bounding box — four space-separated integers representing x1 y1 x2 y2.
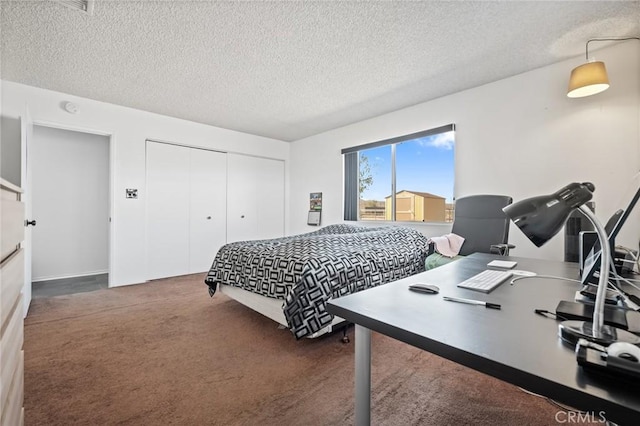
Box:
256 158 285 240
188 148 227 273
19 108 33 316
227 153 258 243
146 142 190 279
227 154 284 243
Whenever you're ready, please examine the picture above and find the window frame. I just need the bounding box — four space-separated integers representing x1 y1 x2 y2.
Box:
342 123 455 223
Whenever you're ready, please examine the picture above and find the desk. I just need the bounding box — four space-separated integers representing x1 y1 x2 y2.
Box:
326 253 640 426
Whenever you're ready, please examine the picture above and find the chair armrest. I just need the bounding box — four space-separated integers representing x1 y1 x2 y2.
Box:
490 243 515 256
427 241 436 255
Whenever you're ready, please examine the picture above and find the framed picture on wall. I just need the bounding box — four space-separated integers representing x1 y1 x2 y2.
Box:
308 192 322 226
310 192 322 211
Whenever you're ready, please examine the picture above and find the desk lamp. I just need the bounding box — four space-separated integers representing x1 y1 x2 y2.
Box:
503 182 640 346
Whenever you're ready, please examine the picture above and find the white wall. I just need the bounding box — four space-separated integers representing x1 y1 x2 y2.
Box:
31 126 109 281
3 41 638 281
289 41 640 261
1 81 290 286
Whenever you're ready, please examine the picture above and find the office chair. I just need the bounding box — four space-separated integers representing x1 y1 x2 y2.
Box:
425 194 514 270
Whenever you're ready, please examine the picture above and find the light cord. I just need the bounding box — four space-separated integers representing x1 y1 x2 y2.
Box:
585 37 640 61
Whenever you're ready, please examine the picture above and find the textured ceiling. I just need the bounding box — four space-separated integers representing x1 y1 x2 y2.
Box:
1 1 639 142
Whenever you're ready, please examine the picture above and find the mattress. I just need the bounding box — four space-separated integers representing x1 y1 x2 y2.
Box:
205 224 429 338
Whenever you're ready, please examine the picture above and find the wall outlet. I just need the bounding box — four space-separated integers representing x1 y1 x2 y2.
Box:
126 188 138 199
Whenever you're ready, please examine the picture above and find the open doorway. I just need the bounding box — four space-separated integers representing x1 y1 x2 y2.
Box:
29 125 110 298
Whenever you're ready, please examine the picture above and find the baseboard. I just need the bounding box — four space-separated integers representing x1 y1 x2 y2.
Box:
32 270 108 283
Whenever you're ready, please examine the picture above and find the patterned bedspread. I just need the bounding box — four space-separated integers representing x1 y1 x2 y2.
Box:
205 224 429 339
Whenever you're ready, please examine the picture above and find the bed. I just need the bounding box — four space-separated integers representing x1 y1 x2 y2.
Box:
205 224 429 339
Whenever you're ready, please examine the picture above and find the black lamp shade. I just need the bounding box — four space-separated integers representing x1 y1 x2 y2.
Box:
503 182 595 247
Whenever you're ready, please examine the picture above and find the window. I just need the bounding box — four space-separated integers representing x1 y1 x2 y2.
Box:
343 124 455 223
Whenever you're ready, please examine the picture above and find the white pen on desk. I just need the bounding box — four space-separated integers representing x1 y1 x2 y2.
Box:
443 296 501 310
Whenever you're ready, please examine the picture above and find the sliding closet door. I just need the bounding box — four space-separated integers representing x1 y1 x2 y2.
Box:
147 142 190 279
227 153 284 243
188 148 226 273
227 153 258 243
148 146 283 278
255 158 285 240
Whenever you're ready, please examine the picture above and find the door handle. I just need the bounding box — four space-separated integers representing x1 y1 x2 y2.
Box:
26 219 37 227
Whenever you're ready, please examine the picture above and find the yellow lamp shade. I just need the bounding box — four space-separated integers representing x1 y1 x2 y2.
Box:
567 61 610 98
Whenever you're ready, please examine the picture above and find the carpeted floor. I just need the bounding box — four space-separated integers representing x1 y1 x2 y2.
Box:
25 273 575 425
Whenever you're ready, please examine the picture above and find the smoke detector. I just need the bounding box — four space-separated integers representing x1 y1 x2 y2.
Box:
53 0 95 15
63 102 79 114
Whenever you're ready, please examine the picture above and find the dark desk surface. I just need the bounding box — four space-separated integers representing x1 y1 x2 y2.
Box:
326 253 640 425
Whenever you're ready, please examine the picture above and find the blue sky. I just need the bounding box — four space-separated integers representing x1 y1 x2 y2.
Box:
360 131 455 202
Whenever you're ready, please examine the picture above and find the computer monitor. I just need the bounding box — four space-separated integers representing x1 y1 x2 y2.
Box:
581 185 640 286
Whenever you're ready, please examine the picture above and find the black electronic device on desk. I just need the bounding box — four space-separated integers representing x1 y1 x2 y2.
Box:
576 339 640 380
556 300 628 330
581 185 640 286
577 285 620 305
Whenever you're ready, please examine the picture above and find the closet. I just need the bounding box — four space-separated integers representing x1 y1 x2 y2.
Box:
146 142 227 280
146 143 285 280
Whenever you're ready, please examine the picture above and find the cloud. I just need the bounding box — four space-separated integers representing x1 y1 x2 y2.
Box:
412 131 455 150
428 131 455 150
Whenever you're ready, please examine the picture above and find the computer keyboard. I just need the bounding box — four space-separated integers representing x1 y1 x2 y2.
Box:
456 269 513 293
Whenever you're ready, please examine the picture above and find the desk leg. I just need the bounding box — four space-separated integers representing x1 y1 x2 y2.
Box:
355 325 371 426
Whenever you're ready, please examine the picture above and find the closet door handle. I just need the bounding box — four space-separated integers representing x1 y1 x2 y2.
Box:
26 219 37 227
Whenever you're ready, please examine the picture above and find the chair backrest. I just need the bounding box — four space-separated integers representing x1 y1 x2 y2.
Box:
451 195 513 256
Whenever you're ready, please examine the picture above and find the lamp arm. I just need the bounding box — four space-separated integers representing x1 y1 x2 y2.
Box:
578 205 611 332
585 37 640 60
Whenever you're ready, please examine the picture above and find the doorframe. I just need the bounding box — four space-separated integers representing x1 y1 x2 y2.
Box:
28 119 115 288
